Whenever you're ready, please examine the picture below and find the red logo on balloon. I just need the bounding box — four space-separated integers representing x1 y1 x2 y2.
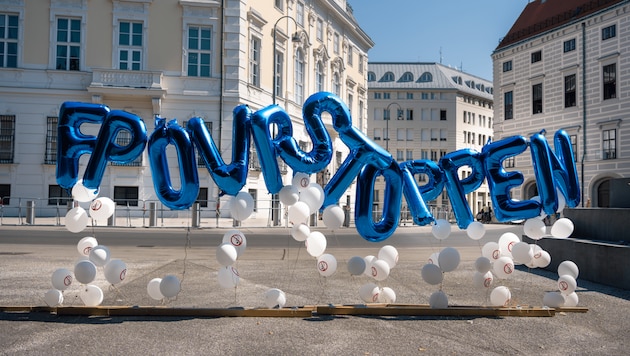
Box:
492 250 500 260
91 200 102 211
371 266 377 277
484 278 492 288
318 261 329 272
300 177 309 188
372 293 379 303
231 267 240 276
230 234 243 246
120 269 127 281
504 263 513 274
64 275 72 286
83 246 92 255
559 280 568 291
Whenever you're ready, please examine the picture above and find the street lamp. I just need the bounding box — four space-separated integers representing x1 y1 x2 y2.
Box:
384 102 402 151
272 16 309 105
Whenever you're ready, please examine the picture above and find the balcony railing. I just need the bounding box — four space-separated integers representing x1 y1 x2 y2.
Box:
89 69 165 92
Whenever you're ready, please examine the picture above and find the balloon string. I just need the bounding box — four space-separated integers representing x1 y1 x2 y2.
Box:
108 283 129 303
176 222 192 302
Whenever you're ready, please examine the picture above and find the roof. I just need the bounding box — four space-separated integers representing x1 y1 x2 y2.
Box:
367 62 493 100
496 0 626 50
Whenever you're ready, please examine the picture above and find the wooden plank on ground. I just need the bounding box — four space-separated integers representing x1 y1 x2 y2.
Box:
316 304 558 317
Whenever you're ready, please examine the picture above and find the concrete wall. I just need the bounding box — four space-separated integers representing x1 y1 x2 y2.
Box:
564 208 629 243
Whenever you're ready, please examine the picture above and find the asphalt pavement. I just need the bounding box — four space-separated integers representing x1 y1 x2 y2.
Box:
0 224 629 355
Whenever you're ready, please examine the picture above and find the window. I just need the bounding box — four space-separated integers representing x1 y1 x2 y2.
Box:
400 72 413 82
187 26 211 77
564 38 576 53
316 61 324 92
0 115 15 163
603 129 616 159
383 108 390 120
502 60 512 72
382 72 395 82
570 134 578 162
45 116 58 164
118 21 143 70
294 48 305 103
564 74 576 108
396 149 404 161
421 93 429 100
430 151 437 161
196 187 208 208
359 55 364 73
504 91 513 120
406 128 413 141
440 129 447 142
373 128 381 140
603 63 616 100
333 33 340 54
602 24 616 40
397 128 405 141
406 92 413 100
249 145 260 170
56 18 80 71
440 109 447 121
48 185 72 206
332 72 340 96
367 71 376 82
431 129 438 141
531 50 542 63
249 36 261 87
296 1 304 26
275 51 283 98
421 150 428 160
274 0 283 11
373 92 381 99
396 109 403 120
504 156 515 168
114 186 138 206
532 83 543 114
383 92 390 99
406 109 413 120
111 130 142 166
248 189 258 212
418 72 432 82
336 151 343 168
406 149 413 161
347 46 353 66
316 18 323 41
0 13 18 68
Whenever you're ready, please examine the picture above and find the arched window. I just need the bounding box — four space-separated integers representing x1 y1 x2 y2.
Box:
381 71 395 82
418 72 432 82
333 72 340 96
294 48 304 103
316 61 325 92
367 71 376 82
400 72 413 82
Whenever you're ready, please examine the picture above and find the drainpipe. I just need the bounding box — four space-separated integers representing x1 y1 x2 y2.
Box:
581 22 587 207
217 0 226 220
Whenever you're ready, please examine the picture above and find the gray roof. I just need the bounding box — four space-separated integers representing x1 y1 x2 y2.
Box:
367 62 493 100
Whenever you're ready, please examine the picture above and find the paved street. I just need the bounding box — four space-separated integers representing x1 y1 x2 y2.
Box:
0 224 629 355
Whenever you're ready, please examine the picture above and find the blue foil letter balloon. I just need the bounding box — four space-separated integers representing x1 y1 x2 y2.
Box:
148 118 199 210
400 159 445 226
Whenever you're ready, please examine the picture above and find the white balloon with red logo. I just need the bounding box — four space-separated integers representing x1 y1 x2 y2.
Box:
316 253 337 277
222 230 247 257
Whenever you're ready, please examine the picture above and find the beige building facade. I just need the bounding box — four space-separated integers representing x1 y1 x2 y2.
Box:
0 0 372 223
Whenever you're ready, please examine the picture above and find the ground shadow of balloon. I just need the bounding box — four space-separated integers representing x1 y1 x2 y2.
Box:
302 315 348 322
515 264 630 301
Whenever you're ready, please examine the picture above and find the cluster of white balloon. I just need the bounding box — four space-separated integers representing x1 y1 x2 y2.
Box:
64 180 116 233
352 245 400 304
146 274 182 302
216 229 246 289
543 260 580 308
46 236 127 307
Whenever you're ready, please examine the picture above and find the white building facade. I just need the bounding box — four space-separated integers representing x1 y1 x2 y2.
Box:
367 62 494 221
0 0 372 223
492 0 630 208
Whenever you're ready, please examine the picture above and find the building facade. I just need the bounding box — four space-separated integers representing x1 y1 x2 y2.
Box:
492 0 630 208
367 62 494 221
0 0 373 223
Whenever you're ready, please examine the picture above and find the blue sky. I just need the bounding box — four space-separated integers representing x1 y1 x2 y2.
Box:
352 0 529 80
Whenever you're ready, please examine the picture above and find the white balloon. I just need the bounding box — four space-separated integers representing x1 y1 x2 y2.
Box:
322 205 344 230
65 207 89 233
290 223 310 242
472 271 494 289
427 252 440 267
263 288 286 308
288 201 310 225
77 236 98 257
481 242 501 261
558 274 577 295
299 184 325 214
558 260 579 279
51 268 73 291
466 221 486 240
490 286 511 306
359 283 379 303
216 242 238 266
222 230 247 257
370 259 390 281
217 266 240 289
431 219 451 240
160 274 181 298
493 256 515 280
74 260 97 284
72 180 98 202
147 278 164 300
44 289 63 307
363 255 377 276
278 185 299 206
524 219 546 240
542 291 565 308
79 284 103 306
230 191 255 221
437 247 460 272
89 245 111 267
316 254 337 277
511 242 534 265
532 249 552 268
498 232 520 258
104 259 127 285
421 263 443 285
429 291 448 309
563 292 579 307
292 173 311 191
378 245 399 269
305 231 327 257
551 218 574 239
557 190 567 213
474 256 492 274
378 287 396 304
347 256 366 276
89 197 115 221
